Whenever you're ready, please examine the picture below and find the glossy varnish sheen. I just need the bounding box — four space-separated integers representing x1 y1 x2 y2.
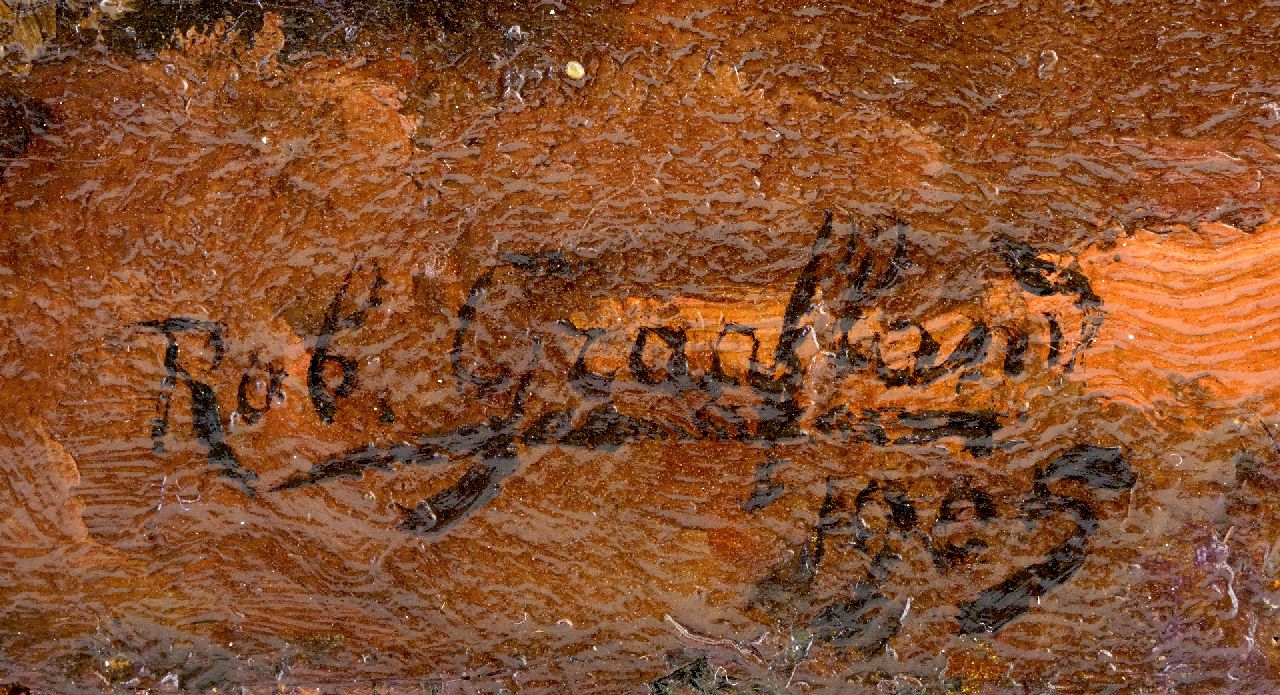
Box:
1 1 1279 692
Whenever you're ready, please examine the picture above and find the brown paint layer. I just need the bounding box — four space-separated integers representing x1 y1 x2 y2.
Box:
1 2 1280 692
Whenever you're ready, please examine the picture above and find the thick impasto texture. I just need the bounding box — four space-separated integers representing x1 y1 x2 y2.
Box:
1 1 1279 692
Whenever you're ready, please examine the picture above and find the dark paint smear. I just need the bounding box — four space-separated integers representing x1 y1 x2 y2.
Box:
0 91 48 163
649 655 732 695
809 581 904 655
